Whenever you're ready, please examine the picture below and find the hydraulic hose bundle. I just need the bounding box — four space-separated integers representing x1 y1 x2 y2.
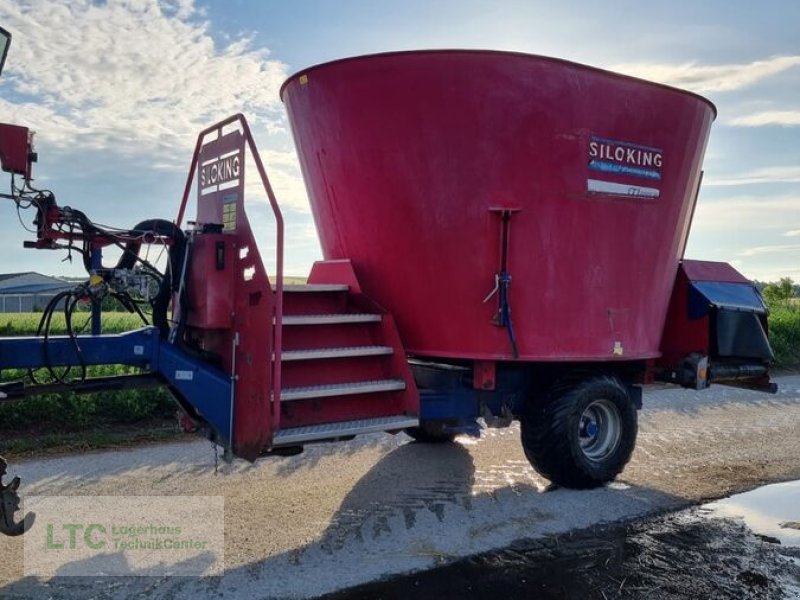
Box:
1 173 189 384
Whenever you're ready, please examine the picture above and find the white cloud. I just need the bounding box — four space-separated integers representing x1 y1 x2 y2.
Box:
703 166 800 187
738 244 800 257
692 194 800 233
0 0 288 164
729 110 800 127
243 149 310 212
161 0 196 20
613 55 800 93
786 230 800 237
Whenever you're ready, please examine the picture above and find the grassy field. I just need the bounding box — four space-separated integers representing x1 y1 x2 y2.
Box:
769 301 800 370
0 311 143 336
0 312 177 456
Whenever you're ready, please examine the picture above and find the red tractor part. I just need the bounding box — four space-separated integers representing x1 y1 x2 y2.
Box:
0 123 36 179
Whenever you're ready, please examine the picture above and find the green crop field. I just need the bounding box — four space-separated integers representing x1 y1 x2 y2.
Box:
0 311 144 336
0 312 176 453
769 301 800 370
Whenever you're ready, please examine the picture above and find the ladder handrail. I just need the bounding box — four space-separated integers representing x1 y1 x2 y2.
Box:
175 113 285 429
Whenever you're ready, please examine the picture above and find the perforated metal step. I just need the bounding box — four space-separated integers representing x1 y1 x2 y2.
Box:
281 313 382 325
281 346 394 361
281 379 406 401
273 415 419 445
274 284 349 293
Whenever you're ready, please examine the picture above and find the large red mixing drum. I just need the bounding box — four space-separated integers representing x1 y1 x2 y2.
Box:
281 50 716 361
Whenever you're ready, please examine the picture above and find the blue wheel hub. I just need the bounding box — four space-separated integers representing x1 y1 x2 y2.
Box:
578 398 622 462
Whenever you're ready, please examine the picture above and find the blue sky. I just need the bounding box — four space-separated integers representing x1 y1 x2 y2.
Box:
0 0 798 281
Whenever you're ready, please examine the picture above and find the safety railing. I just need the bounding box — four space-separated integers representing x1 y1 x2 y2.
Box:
174 113 285 428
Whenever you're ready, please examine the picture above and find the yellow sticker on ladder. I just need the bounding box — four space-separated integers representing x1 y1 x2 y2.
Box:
223 202 236 231
222 194 237 232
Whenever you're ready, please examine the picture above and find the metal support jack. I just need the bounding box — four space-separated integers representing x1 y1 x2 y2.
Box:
0 457 33 536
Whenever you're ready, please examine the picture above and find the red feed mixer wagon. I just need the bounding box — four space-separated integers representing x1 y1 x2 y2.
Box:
0 40 775 536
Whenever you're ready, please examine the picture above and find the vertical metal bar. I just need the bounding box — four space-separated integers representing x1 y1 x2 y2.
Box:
229 331 238 451
175 136 204 228
488 208 519 358
499 211 510 272
168 230 194 345
240 115 284 431
90 245 102 335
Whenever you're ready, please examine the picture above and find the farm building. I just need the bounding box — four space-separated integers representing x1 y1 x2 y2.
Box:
0 272 73 313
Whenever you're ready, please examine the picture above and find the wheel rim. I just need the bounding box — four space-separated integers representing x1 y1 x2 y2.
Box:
578 398 622 462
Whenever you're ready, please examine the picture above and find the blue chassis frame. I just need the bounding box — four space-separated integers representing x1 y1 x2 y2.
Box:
0 328 234 448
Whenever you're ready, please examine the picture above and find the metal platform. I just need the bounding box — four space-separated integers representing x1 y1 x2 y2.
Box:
281 314 382 326
276 284 350 293
273 415 419 445
281 379 406 401
281 346 394 361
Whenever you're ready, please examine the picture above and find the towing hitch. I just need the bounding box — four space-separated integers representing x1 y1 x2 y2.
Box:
0 457 33 536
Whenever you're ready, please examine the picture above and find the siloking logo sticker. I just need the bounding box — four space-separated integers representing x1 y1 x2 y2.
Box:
200 149 242 196
587 135 663 198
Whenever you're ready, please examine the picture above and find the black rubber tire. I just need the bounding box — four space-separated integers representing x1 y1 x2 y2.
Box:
520 375 638 489
405 423 457 443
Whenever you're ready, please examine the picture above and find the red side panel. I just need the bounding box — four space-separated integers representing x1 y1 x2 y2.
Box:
307 259 363 294
229 225 275 459
659 265 709 366
187 234 235 329
185 129 275 460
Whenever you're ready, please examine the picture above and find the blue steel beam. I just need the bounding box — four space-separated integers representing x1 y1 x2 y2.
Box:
158 342 233 447
0 327 234 448
0 327 160 370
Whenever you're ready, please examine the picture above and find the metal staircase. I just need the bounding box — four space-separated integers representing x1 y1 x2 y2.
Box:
272 276 419 447
168 116 418 459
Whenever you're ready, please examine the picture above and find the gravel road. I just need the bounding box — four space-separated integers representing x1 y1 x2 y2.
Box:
1 375 799 599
